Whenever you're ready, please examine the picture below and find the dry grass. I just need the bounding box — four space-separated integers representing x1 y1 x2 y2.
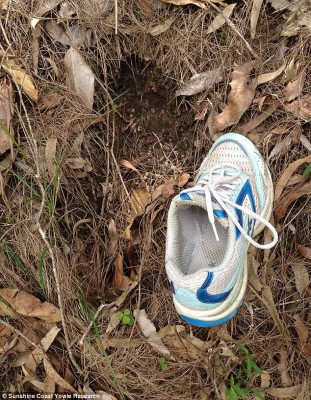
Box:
0 0 310 398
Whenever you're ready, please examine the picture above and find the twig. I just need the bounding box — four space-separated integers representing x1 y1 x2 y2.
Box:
78 302 108 345
205 0 258 59
114 0 118 35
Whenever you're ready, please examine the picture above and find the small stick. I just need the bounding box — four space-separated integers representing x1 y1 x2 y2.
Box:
79 302 108 345
114 0 118 35
205 0 258 59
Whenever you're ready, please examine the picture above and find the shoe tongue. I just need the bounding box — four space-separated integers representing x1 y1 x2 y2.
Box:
179 192 229 229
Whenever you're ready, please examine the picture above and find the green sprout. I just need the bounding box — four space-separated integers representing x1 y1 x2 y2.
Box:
225 343 265 400
158 357 168 371
116 309 134 326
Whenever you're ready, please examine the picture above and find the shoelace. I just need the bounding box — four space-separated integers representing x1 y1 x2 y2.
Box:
181 164 278 250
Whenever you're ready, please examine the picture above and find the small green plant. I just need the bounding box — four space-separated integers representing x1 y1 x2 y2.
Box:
116 309 134 326
158 357 168 371
225 343 265 400
303 163 311 179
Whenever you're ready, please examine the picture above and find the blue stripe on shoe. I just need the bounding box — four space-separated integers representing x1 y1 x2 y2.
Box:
179 307 238 327
213 209 227 218
197 273 232 304
180 193 191 200
235 179 256 239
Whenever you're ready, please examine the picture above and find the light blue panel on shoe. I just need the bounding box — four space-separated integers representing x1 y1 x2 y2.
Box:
175 288 219 310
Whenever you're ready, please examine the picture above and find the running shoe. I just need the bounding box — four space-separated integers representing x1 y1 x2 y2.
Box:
165 132 278 327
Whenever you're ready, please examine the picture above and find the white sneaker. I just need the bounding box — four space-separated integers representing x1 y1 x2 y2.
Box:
165 133 278 327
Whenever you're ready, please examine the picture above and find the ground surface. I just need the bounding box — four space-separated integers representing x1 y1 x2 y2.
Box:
0 0 310 399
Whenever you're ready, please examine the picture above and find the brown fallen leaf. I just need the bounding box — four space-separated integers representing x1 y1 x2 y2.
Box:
2 59 38 102
133 308 172 358
294 315 311 358
160 173 190 199
37 93 64 111
278 348 293 387
251 0 263 39
213 61 257 132
68 115 104 134
284 95 311 122
240 98 279 135
46 20 93 48
112 253 133 291
298 245 311 261
43 356 76 392
25 326 61 373
176 67 223 96
257 61 286 85
274 155 311 201
34 0 63 17
275 180 311 221
45 137 58 178
161 0 206 8
291 263 309 295
64 48 95 111
0 77 14 155
149 16 175 36
265 385 301 398
268 135 292 160
106 219 118 256
124 187 152 239
119 159 146 187
0 323 14 354
0 288 61 323
283 71 306 102
207 4 236 34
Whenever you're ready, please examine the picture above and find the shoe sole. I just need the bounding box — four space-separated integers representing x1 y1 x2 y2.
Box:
173 133 274 327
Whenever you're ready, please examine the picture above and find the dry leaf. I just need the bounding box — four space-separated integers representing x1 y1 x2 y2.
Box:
269 0 292 11
158 325 186 338
2 59 38 102
284 95 311 121
251 0 263 39
257 61 286 85
112 253 132 291
0 323 14 354
261 285 285 333
34 0 63 17
213 61 257 132
207 4 236 34
64 48 95 111
265 385 301 398
25 326 61 373
58 1 77 18
291 263 309 295
106 219 118 256
43 356 76 392
294 315 311 357
300 134 311 152
133 308 171 358
161 0 206 8
154 173 190 200
37 93 64 111
176 67 223 96
0 288 61 323
149 16 175 36
298 245 311 261
268 135 292 160
275 180 311 221
274 155 311 201
283 71 306 102
45 137 57 178
0 77 14 155
260 372 270 389
281 4 311 37
119 159 146 186
240 98 279 134
46 20 92 48
278 348 293 387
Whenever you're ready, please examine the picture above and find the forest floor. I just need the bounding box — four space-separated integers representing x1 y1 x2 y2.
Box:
0 0 310 399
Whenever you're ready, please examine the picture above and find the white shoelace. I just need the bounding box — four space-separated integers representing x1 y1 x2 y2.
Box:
181 164 278 250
